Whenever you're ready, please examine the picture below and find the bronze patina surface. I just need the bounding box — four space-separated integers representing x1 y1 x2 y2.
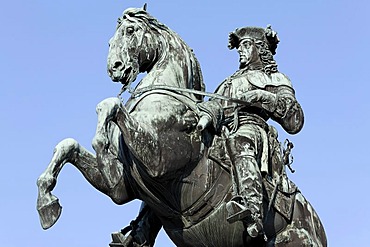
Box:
37 5 326 247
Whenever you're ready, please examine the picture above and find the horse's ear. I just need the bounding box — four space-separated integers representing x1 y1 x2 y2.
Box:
143 3 147 11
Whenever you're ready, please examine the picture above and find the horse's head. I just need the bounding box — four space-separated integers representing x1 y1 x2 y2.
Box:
107 6 204 100
107 7 159 86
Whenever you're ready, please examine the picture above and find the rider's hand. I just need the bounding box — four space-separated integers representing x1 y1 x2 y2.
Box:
243 89 277 112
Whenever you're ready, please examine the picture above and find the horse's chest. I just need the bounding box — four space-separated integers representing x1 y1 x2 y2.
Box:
133 95 189 129
129 94 202 176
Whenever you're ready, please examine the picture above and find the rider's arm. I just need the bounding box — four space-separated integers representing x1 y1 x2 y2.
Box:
242 86 304 134
271 86 304 134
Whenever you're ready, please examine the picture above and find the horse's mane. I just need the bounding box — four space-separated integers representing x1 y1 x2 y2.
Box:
120 8 205 100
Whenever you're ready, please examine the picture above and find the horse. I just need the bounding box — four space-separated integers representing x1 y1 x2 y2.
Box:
37 6 327 247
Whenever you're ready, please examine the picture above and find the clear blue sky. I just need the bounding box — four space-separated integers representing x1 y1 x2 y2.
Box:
1 0 369 246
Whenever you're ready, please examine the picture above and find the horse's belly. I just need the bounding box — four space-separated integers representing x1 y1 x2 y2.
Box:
164 204 246 247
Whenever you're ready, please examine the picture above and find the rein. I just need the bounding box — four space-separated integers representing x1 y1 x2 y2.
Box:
120 84 252 107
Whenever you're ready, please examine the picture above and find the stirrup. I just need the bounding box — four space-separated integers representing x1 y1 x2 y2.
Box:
226 200 252 223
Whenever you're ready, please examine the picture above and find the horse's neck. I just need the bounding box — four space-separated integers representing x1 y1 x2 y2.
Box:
137 50 192 91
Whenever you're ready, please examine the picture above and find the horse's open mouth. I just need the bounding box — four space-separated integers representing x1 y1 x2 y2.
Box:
120 67 133 85
110 67 136 86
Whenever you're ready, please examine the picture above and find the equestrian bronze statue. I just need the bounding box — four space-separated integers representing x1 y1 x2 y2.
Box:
37 6 327 247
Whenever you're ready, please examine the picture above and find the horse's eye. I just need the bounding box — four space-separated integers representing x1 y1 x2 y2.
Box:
126 27 134 34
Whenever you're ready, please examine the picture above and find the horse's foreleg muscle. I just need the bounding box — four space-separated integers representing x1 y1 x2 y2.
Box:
115 107 160 171
96 98 161 176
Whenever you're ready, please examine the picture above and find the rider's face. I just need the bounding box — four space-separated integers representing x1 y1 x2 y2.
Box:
237 38 259 69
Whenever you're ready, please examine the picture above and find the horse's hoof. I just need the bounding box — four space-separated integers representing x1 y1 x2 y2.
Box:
37 195 62 230
110 232 129 247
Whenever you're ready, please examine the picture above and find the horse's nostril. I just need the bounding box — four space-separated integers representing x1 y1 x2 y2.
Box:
112 61 123 71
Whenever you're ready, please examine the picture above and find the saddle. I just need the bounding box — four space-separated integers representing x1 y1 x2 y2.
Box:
262 175 298 222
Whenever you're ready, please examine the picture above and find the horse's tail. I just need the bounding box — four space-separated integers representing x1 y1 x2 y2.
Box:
289 193 328 247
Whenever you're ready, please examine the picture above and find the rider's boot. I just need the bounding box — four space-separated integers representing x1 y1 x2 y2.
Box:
226 156 264 238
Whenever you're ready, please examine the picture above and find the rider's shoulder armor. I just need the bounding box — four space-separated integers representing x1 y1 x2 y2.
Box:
245 71 293 89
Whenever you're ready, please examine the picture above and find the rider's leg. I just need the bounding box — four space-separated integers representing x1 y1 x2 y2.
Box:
232 154 264 237
225 128 264 237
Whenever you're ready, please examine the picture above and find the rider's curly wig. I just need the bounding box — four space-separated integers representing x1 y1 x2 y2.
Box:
228 26 279 75
254 40 278 75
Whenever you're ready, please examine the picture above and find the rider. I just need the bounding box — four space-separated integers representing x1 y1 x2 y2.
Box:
214 25 304 238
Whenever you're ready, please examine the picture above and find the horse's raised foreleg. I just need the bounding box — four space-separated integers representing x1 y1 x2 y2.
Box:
37 100 134 230
92 101 133 204
37 138 98 229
